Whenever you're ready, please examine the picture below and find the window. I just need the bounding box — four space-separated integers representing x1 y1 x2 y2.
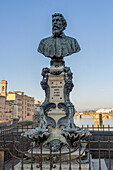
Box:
17 98 21 101
0 115 2 120
2 86 5 92
18 103 22 106
6 116 8 120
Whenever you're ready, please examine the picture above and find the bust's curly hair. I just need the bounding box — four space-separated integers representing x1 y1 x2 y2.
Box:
52 13 67 31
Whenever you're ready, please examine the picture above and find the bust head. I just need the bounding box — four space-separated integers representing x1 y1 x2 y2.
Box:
52 13 67 37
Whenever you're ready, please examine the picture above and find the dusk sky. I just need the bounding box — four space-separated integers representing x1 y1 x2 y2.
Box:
0 0 113 111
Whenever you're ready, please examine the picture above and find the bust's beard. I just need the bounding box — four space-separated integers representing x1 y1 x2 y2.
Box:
52 28 63 37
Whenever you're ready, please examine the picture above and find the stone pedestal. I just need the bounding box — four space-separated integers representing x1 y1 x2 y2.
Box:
15 157 93 170
48 66 65 104
45 65 66 123
15 157 108 170
22 63 90 152
16 163 92 170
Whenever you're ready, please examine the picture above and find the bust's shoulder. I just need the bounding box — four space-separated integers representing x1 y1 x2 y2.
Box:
38 36 54 56
38 34 81 57
39 35 77 43
64 35 77 42
39 36 53 44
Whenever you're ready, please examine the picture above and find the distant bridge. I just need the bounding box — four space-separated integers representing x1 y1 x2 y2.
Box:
75 112 113 126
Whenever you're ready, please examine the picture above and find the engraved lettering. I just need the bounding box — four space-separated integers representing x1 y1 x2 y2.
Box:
54 89 59 91
51 86 58 88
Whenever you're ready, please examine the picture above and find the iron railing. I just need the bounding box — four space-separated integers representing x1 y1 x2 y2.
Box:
0 125 113 170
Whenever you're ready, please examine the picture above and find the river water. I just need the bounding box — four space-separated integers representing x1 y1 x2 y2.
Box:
74 115 113 127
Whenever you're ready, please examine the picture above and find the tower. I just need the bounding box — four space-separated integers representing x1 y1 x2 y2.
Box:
1 80 7 96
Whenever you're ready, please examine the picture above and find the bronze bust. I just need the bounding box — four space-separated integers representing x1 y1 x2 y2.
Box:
38 13 80 59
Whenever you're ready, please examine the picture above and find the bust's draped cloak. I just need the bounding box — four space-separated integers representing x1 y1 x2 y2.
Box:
38 34 80 58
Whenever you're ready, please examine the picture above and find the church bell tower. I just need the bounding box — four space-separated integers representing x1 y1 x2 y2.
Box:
1 80 7 96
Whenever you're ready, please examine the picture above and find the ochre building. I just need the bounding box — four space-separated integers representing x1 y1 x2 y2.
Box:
0 80 35 124
0 95 12 126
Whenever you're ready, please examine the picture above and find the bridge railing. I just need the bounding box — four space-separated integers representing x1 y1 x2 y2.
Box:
0 124 113 169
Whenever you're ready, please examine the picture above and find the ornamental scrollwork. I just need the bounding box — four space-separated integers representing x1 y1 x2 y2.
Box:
40 67 50 106
64 67 74 105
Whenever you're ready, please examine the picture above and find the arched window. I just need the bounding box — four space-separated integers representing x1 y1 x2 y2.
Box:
2 86 5 92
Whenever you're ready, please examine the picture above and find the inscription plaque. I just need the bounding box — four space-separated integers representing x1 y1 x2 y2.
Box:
49 80 64 102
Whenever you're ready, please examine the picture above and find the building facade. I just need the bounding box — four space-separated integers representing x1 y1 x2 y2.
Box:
0 80 35 124
96 108 113 113
33 100 41 126
34 100 41 112
7 91 34 121
0 95 12 125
